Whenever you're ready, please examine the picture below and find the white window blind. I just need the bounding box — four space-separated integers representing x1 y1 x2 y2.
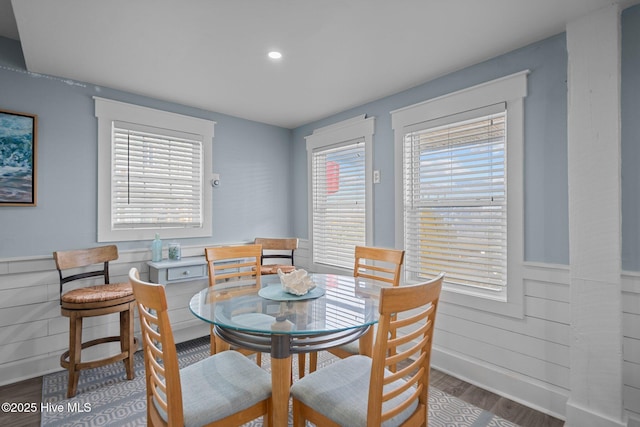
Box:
312 138 366 269
112 121 203 230
403 105 506 291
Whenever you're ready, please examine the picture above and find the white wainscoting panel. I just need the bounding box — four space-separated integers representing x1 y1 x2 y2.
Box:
0 245 214 386
1 243 637 425
622 272 640 426
431 262 571 420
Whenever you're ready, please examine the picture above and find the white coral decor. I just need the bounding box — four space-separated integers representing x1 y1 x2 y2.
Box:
277 268 316 296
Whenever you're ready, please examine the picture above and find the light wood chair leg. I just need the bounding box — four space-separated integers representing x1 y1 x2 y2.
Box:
309 351 318 374
358 327 374 357
292 398 305 427
297 353 306 379
263 393 273 427
215 335 230 352
210 325 217 355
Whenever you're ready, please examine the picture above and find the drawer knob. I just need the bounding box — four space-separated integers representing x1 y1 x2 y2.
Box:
183 270 190 275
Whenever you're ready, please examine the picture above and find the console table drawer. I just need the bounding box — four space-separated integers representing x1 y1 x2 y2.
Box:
167 265 206 281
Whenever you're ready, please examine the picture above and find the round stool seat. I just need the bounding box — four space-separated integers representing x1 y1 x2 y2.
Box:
61 282 134 309
260 264 296 275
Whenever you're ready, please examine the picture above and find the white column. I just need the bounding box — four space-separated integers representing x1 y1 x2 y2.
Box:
565 4 627 427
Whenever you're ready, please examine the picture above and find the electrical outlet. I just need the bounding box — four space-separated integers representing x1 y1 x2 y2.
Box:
373 170 381 184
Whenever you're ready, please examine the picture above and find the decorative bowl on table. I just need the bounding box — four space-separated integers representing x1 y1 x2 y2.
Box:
277 268 316 296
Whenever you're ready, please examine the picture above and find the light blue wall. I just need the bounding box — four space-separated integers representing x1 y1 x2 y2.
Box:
622 5 640 271
5 3 639 268
291 33 570 265
0 37 293 258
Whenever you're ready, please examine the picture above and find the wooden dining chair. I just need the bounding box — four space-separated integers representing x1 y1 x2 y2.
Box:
129 268 272 427
53 245 138 398
254 237 298 275
307 245 405 374
205 244 266 364
290 273 444 427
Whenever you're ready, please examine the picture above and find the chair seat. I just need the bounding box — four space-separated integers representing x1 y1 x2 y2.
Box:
156 350 272 427
260 264 296 275
334 324 378 355
290 355 418 427
61 282 134 305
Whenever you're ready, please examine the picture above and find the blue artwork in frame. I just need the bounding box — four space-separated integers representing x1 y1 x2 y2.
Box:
0 109 37 206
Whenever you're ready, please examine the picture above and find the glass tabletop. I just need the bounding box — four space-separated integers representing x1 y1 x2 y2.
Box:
189 273 383 336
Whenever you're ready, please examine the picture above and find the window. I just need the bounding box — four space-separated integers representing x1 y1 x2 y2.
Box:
392 71 528 317
403 105 506 290
95 97 215 242
306 115 374 271
112 123 203 230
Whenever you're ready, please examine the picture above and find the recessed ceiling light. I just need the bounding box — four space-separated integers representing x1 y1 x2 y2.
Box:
268 51 282 60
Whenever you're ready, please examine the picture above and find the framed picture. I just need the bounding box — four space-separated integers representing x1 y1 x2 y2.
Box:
0 109 37 206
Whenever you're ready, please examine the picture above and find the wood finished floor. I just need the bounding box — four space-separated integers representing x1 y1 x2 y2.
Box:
0 368 564 427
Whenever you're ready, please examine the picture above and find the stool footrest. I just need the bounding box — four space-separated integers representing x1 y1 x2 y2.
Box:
60 336 139 371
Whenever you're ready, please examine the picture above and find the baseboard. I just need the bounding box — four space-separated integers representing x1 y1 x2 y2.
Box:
173 324 210 344
0 354 62 387
431 346 568 420
565 399 629 427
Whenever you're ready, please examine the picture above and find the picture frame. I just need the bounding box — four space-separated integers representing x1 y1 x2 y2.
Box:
0 109 38 206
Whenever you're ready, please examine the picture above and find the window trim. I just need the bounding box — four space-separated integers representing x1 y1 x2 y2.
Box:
95 97 215 242
391 71 528 318
306 115 375 274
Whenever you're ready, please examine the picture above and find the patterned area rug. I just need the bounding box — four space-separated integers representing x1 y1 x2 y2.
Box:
41 336 518 426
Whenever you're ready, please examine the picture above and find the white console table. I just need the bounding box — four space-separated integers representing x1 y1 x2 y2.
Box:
147 257 210 342
148 256 208 285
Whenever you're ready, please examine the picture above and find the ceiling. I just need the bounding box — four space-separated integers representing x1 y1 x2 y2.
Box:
0 0 633 129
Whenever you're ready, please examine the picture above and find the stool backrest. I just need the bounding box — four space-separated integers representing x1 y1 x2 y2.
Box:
254 237 297 266
53 245 119 300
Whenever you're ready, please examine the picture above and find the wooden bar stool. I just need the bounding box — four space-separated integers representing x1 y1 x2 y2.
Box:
53 245 138 398
254 237 298 275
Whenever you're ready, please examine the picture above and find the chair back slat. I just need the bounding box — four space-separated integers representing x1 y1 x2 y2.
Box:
382 387 421 420
129 268 183 427
205 245 262 288
353 246 404 287
368 272 444 426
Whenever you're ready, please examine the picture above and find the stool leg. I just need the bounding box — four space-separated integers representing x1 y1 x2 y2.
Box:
120 304 135 380
67 313 83 398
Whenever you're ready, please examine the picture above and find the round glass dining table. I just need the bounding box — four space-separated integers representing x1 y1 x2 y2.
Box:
189 273 384 427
